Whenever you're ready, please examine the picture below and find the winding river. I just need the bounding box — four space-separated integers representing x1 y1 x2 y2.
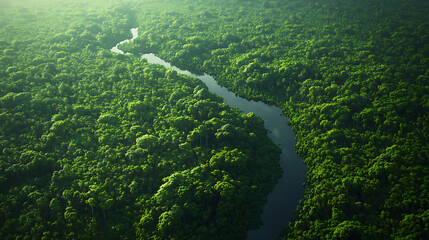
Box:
112 28 306 240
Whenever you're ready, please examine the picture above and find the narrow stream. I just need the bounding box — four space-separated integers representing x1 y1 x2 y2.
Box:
112 28 306 240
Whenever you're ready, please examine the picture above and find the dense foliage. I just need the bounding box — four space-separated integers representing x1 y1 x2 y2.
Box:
121 0 429 239
1 0 428 239
0 1 281 239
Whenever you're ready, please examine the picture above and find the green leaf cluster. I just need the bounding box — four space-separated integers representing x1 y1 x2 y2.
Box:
0 1 282 239
123 0 429 239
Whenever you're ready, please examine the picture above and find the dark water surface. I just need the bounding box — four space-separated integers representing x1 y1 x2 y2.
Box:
114 28 307 240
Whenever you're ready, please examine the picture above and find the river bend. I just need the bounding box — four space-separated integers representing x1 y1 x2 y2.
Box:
112 28 306 240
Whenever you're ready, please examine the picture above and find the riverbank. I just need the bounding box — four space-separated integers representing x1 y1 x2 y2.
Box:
116 28 306 240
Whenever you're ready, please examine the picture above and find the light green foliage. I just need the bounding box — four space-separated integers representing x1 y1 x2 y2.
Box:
1 0 428 240
0 1 281 239
120 0 429 239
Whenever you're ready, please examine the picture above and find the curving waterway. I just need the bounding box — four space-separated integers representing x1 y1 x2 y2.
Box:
112 28 306 240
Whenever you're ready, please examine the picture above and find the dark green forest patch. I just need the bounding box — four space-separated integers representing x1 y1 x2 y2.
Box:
1 0 428 239
0 1 281 239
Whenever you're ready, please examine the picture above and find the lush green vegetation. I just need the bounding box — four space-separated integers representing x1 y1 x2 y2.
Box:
0 1 281 239
121 0 429 239
1 0 428 239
